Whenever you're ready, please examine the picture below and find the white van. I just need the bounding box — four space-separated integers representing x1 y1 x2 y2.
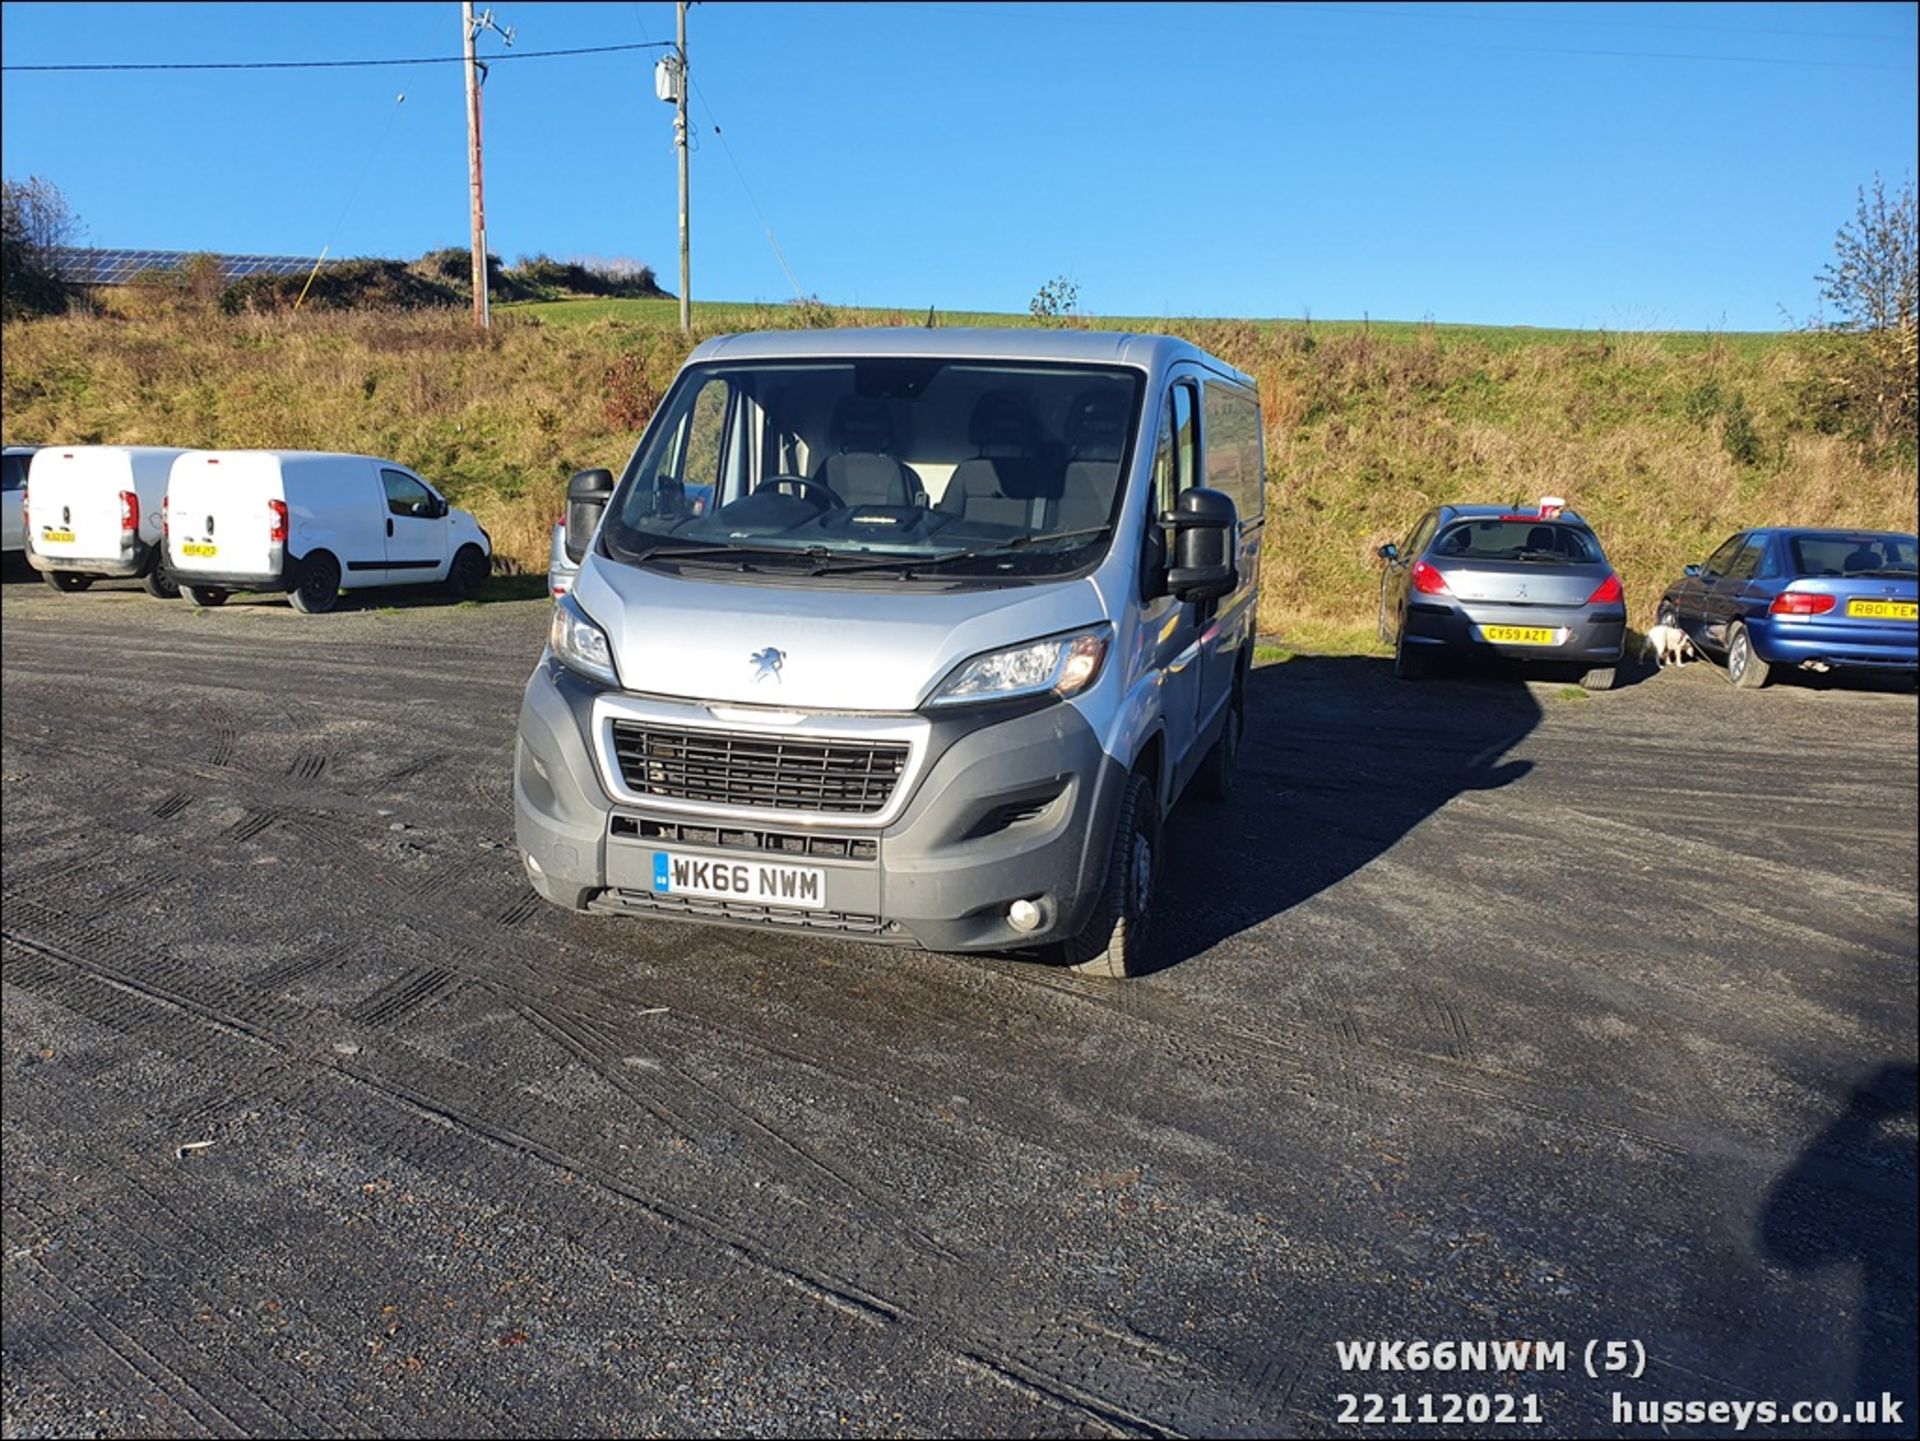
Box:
25 445 186 597
165 450 492 612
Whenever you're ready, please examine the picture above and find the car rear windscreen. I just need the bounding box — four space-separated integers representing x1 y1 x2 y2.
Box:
1788 534 1918 577
1432 520 1603 565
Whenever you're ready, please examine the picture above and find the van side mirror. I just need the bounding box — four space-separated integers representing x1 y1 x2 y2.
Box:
1683 563 1702 578
1378 542 1398 561
565 468 615 564
1162 486 1238 604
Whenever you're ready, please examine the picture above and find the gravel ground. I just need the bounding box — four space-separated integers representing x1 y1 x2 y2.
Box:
2 576 1914 1438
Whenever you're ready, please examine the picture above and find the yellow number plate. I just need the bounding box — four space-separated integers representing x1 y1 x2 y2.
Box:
1483 625 1559 646
181 542 218 558
1846 598 1917 621
41 528 75 544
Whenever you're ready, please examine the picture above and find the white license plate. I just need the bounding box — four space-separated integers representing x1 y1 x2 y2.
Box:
651 851 826 910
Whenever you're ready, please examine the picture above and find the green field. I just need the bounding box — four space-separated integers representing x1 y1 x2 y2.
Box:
502 294 1786 359
4 295 1910 650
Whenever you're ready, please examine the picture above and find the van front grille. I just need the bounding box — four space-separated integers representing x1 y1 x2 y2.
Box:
608 721 909 815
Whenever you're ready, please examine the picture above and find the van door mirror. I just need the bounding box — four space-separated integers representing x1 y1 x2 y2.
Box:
1162 486 1238 604
565 468 615 564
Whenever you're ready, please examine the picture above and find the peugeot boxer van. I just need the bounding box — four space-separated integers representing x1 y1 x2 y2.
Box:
25 445 186 597
514 330 1266 977
165 450 492 612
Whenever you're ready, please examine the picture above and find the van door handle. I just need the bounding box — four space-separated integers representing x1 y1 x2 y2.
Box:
386 518 394 538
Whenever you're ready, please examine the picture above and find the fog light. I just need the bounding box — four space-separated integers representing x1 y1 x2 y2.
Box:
1008 898 1044 933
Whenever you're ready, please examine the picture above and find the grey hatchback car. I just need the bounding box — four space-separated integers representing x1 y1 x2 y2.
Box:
1378 503 1626 689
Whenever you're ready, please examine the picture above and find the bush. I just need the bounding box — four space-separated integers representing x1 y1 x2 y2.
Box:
221 259 460 315
2 175 78 320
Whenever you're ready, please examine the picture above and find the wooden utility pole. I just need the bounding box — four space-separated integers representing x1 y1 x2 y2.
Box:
676 1 690 334
463 2 489 331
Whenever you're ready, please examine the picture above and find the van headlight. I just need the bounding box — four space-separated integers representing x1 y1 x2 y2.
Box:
549 593 620 687
927 624 1110 707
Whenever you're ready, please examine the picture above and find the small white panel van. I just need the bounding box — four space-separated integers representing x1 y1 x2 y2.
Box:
165 450 492 612
25 445 187 597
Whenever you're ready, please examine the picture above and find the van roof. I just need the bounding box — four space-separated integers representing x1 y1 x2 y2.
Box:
37 445 190 458
688 327 1255 386
174 449 400 467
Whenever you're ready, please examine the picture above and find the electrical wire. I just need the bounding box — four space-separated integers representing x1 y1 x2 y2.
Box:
632 3 808 302
3 40 673 74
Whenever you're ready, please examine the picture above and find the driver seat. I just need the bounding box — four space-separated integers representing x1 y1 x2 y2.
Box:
815 396 920 508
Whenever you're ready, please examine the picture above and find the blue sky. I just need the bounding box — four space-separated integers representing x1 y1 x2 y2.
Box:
2 1 1914 329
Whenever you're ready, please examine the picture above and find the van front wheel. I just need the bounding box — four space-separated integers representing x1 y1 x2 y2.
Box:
289 552 341 615
446 544 490 600
1061 772 1159 980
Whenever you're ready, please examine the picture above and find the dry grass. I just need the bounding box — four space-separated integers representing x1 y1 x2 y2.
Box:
4 304 1913 635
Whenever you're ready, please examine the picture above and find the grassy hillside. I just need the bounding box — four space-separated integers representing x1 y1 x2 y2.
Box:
4 300 1912 648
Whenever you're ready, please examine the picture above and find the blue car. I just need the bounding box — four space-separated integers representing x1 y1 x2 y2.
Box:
1657 527 1918 688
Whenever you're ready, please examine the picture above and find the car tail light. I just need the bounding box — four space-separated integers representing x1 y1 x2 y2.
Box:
268 498 289 544
1770 591 1836 616
119 490 138 535
1410 559 1450 595
1586 573 1623 605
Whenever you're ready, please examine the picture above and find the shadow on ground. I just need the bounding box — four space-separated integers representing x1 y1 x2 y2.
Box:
1152 654 1543 973
1759 1063 1919 1422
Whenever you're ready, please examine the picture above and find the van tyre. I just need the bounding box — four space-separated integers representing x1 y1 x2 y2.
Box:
289 551 341 615
446 544 490 600
142 557 180 600
1194 690 1243 802
1727 622 1772 689
41 570 91 594
182 584 228 608
1062 771 1159 980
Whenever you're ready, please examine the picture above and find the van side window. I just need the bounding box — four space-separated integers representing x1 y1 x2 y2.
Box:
381 469 435 518
679 379 731 498
1172 383 1197 501
1149 399 1178 517
1200 382 1264 525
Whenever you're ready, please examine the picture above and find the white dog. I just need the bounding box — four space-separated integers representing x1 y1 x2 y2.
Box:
1642 623 1697 669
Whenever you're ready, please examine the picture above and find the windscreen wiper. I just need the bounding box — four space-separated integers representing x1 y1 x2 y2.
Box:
802 525 1121 579
633 541 836 569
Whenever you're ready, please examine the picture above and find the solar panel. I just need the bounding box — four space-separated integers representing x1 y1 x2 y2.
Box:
50 247 334 286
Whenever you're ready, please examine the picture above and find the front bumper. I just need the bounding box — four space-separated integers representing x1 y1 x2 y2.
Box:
26 537 155 579
513 659 1125 951
1403 599 1626 665
1750 617 1919 671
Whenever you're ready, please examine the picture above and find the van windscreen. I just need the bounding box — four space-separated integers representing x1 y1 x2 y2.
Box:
601 360 1143 581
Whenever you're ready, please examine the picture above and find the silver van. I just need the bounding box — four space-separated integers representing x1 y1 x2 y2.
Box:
514 330 1265 977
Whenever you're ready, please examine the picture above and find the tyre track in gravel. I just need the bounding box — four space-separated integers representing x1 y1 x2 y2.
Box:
3 925 1254 1438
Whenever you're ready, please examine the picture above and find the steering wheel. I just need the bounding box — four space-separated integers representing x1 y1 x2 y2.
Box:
752 473 842 508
